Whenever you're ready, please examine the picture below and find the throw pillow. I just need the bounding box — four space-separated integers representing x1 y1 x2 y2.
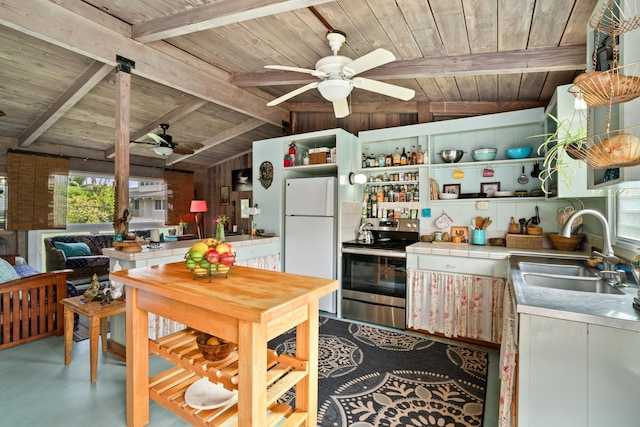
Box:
54 241 92 257
0 258 20 283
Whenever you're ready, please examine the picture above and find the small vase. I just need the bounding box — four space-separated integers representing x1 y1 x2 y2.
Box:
215 223 225 242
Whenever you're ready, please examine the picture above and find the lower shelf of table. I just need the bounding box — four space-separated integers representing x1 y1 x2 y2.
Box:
148 328 310 427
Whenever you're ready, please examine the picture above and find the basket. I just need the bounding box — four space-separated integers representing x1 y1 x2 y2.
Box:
196 333 236 361
569 65 640 108
546 233 584 251
589 0 640 35
564 126 640 169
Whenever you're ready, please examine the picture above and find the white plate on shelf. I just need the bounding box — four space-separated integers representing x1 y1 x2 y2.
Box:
493 191 514 198
184 378 237 410
438 192 459 200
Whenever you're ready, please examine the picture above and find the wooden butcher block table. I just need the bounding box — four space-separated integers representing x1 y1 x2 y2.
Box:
110 262 337 427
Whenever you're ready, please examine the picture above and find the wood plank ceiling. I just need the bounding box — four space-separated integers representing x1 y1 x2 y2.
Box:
0 0 597 170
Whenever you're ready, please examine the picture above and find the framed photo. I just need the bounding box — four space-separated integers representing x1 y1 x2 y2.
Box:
481 182 500 194
232 168 252 191
442 183 461 195
220 186 230 205
451 226 469 243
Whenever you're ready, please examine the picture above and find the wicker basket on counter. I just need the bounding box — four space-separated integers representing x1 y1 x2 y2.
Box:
546 233 584 251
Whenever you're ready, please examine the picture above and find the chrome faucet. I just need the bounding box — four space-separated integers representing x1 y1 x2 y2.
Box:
561 209 625 285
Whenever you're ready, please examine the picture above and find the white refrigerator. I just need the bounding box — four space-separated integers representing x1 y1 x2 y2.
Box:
284 177 337 313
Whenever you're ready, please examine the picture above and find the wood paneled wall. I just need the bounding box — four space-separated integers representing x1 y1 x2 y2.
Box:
204 152 253 237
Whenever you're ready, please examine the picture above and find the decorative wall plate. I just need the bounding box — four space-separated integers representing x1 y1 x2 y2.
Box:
259 161 273 189
434 210 453 229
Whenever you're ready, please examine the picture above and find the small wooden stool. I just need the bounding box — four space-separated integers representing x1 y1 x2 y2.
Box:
60 296 126 382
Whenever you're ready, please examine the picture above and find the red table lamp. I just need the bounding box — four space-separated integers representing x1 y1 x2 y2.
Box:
190 200 208 239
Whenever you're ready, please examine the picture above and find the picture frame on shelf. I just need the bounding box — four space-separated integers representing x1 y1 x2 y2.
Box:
220 186 230 205
451 226 469 244
481 182 500 194
443 183 461 195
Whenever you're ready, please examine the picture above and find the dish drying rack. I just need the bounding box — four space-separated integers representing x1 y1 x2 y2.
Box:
567 0 640 169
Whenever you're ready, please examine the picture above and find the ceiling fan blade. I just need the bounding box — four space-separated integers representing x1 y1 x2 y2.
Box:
0 110 5 117
146 133 168 144
342 48 396 77
266 82 319 106
172 146 195 155
353 77 415 101
332 98 349 119
265 64 315 74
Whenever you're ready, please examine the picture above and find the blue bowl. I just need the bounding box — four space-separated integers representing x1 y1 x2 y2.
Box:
506 147 533 159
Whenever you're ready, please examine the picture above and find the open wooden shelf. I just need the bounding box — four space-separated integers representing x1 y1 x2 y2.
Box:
148 328 310 427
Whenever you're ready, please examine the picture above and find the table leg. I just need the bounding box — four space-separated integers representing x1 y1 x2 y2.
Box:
126 287 150 427
89 314 100 383
63 306 74 366
237 319 267 427
295 300 319 426
100 317 108 352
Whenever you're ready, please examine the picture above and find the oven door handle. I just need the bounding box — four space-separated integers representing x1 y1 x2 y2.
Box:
341 247 407 259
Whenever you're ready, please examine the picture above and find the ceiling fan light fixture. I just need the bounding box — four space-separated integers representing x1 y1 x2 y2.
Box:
154 144 173 156
318 79 352 102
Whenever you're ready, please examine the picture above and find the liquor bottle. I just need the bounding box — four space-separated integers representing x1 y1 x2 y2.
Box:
369 153 377 167
366 195 373 218
411 145 417 165
417 145 424 164
361 194 368 217
362 153 367 168
385 152 393 167
378 152 385 167
393 147 401 166
400 147 408 165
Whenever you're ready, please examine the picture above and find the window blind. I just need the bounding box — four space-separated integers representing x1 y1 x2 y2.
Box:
6 151 69 230
164 169 194 226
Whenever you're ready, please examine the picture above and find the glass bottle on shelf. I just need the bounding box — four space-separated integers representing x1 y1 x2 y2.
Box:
385 152 392 167
411 145 417 165
400 147 408 165
366 195 373 217
417 145 424 164
393 147 401 166
362 153 367 168
369 153 377 167
377 152 385 167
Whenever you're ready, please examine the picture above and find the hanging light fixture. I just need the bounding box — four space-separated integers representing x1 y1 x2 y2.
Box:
154 144 173 156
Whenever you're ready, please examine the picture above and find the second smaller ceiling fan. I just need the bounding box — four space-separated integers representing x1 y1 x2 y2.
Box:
133 123 203 156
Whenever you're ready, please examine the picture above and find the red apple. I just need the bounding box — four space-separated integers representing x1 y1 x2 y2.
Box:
206 249 220 263
220 254 235 266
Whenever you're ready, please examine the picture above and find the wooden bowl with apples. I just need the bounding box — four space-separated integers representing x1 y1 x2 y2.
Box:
196 333 236 361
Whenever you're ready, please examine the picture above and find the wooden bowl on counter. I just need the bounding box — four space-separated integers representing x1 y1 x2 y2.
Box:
546 233 584 251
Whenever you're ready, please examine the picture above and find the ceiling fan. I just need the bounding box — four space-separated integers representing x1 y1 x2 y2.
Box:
133 123 203 156
264 31 415 118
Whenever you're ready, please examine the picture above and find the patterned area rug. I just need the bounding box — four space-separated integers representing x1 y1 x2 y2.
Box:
268 317 488 427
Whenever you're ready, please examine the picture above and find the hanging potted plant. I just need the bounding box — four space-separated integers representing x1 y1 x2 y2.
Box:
532 111 587 194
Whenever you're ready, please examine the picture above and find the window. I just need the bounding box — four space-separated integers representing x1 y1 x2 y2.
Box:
68 173 167 224
615 189 640 245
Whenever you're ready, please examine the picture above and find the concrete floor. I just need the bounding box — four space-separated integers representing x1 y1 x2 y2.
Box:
0 325 499 427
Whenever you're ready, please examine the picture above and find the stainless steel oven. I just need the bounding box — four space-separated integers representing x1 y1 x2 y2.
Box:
341 218 418 329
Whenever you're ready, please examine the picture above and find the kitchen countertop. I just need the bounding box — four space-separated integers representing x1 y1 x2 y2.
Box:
509 255 640 332
406 241 591 260
407 243 640 331
103 235 279 261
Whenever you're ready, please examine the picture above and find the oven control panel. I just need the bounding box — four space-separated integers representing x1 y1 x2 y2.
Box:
362 218 419 232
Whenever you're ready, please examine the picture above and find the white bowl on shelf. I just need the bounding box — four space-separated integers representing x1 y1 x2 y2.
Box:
493 191 514 197
438 192 459 200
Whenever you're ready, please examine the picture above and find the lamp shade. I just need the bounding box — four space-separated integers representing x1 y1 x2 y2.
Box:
154 144 173 156
190 200 208 213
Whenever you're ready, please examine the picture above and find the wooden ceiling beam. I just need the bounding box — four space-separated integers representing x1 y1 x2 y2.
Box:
133 0 335 43
0 0 288 127
287 100 547 116
19 61 113 147
166 118 264 166
231 45 587 86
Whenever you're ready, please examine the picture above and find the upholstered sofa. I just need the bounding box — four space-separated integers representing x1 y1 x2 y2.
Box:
0 256 75 350
44 234 113 291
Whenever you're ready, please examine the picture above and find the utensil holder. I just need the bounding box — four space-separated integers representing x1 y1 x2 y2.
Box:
472 229 486 245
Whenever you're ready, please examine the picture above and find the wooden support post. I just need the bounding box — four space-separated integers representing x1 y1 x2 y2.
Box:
114 56 134 231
